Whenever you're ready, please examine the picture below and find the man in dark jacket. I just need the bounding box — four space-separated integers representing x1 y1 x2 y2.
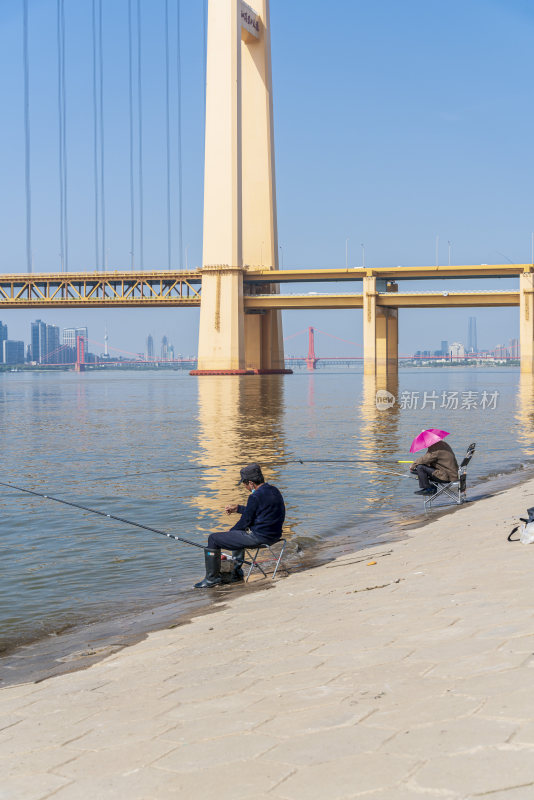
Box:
410 440 458 495
194 463 285 589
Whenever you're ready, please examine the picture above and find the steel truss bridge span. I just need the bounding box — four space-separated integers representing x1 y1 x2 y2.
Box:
0 271 202 308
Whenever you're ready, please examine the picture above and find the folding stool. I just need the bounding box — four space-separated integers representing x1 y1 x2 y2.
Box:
244 539 287 582
424 442 476 510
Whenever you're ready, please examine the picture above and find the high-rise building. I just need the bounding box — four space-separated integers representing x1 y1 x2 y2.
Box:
146 334 154 361
449 342 465 359
31 320 47 363
161 336 169 361
467 317 478 353
63 327 88 361
510 338 519 359
440 340 449 356
494 344 509 359
3 340 25 365
45 325 60 364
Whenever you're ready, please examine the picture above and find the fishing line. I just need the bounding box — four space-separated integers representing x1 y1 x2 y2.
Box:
77 457 414 484
0 479 205 551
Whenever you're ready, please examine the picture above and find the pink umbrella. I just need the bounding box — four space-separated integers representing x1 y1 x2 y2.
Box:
409 428 450 453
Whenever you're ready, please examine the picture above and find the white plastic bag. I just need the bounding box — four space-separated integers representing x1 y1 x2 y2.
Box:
520 522 534 544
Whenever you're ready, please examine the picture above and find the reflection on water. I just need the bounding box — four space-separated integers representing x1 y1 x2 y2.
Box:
0 368 533 661
517 374 534 453
194 376 287 529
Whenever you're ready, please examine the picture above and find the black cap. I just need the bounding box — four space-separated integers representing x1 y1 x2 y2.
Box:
238 463 264 485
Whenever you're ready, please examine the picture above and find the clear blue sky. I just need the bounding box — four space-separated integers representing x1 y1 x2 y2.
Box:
0 0 531 356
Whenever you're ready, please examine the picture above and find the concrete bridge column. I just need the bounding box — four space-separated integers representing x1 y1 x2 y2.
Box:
363 276 399 377
520 271 534 374
194 266 247 374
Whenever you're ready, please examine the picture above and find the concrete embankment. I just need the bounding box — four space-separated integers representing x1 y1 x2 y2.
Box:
2 477 534 799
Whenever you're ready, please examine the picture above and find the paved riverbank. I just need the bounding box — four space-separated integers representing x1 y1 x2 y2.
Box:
2 477 534 799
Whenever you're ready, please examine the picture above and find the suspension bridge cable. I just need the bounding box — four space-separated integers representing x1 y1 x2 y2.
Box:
176 0 183 268
22 0 32 273
91 0 100 268
202 0 207 112
127 0 135 270
164 0 172 268
136 0 144 269
97 0 106 269
56 0 69 272
56 0 64 272
62 0 69 271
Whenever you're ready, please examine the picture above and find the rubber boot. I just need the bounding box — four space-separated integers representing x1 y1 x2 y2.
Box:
230 548 245 583
194 549 222 589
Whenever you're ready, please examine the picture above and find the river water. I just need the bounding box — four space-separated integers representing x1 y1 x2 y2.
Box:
1 367 533 682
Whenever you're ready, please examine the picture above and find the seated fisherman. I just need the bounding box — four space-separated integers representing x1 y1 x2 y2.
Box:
194 463 286 589
410 439 459 496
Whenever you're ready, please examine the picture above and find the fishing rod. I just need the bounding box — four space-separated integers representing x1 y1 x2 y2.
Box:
0 479 206 552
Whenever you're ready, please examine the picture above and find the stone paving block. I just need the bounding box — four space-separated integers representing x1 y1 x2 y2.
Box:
380 716 517 758
511 722 534 745
160 690 260 720
0 716 22 733
159 676 257 704
154 759 293 798
0 694 40 716
53 739 177 780
240 653 326 679
256 704 369 738
454 669 523 697
426 650 527 680
153 732 278 773
479 689 534 721
160 708 271 743
0 720 95 756
0 745 83 778
274 752 417 799
0 772 71 800
263 723 392 766
69 716 175 750
45 766 194 800
157 659 251 688
369 692 483 730
11 698 100 725
412 748 534 795
249 683 352 715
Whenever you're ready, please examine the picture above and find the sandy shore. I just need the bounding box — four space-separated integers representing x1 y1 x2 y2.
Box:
2 477 534 800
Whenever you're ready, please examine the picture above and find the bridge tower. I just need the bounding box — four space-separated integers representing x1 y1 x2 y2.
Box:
193 0 290 375
306 327 318 371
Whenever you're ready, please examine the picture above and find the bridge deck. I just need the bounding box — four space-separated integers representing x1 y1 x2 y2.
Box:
0 268 525 308
244 264 530 282
244 291 520 310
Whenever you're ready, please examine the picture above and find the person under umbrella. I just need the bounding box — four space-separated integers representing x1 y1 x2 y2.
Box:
409 429 459 495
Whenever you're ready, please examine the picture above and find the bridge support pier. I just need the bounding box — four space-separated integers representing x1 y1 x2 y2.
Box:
192 0 290 376
520 271 534 374
363 276 398 378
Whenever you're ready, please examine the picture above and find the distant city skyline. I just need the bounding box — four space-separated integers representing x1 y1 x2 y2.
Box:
0 311 521 365
0 316 182 365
